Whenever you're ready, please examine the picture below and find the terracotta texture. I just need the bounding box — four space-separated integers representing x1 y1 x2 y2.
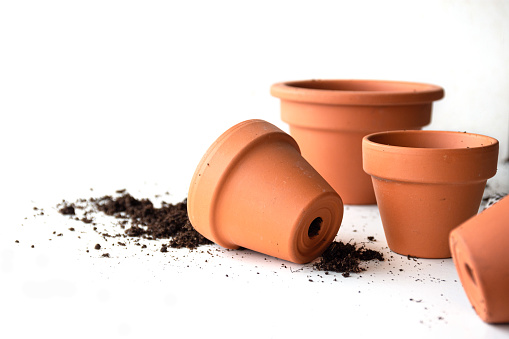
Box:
450 195 509 323
271 79 444 205
187 119 343 264
362 130 498 258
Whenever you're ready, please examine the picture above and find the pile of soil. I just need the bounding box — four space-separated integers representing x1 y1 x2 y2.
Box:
58 191 212 249
314 241 384 276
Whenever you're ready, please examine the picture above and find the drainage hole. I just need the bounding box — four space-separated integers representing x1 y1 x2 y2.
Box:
308 217 322 238
465 263 477 286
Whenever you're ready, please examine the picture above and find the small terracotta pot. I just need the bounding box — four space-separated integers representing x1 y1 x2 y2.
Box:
362 130 498 258
270 79 444 205
450 195 509 323
187 119 344 264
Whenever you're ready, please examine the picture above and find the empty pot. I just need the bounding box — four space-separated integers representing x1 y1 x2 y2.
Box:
271 79 444 204
363 130 498 258
188 119 344 264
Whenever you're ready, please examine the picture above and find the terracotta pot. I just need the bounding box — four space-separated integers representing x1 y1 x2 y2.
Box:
362 130 498 258
450 195 509 323
187 119 344 264
270 79 444 205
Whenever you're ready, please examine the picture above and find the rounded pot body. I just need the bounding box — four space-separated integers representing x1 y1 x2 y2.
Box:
450 195 509 323
188 119 344 264
362 130 498 258
271 79 444 205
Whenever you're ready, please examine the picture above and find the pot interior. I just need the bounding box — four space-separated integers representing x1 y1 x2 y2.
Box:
286 79 435 93
367 131 497 150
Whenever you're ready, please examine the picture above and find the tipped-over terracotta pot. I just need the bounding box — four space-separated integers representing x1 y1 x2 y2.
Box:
450 195 509 323
362 130 498 258
271 79 444 205
187 119 344 264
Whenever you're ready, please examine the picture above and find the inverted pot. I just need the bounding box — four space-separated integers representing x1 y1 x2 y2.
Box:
271 79 444 205
450 195 509 323
187 119 344 264
363 130 498 258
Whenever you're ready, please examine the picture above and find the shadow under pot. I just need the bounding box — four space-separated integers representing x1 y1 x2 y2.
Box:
450 195 509 324
362 130 498 259
187 119 344 264
271 79 444 205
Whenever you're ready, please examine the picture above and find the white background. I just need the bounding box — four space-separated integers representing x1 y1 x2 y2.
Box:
1 1 509 338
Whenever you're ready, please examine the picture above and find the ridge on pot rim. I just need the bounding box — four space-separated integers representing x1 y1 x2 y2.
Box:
362 130 498 258
188 119 344 264
270 79 444 106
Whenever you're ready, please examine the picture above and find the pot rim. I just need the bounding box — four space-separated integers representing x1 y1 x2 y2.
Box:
362 130 499 183
271 79 444 106
364 130 499 153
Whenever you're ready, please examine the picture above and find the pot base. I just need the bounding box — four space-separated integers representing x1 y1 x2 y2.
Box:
450 195 509 323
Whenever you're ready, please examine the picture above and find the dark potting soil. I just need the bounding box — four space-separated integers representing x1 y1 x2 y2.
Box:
58 204 76 216
57 190 384 276
58 192 212 250
313 241 384 275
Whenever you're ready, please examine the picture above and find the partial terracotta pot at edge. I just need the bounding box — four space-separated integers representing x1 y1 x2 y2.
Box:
450 195 509 323
187 119 344 264
271 79 444 205
362 130 498 258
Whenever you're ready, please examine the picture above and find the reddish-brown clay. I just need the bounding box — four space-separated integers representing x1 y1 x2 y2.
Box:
187 119 344 264
271 79 444 205
362 130 498 258
450 195 509 323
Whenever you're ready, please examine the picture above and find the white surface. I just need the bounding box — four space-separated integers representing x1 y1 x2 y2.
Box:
1 172 508 339
2 0 509 338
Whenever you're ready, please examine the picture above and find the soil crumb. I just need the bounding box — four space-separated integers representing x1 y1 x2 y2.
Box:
58 204 75 215
313 241 384 274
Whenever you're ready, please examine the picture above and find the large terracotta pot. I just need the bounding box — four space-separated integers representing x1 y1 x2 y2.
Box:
450 195 509 323
271 79 444 205
362 130 498 258
187 119 344 264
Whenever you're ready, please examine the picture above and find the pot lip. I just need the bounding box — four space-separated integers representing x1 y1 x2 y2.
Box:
270 79 444 106
188 119 299 248
363 130 499 154
362 130 499 183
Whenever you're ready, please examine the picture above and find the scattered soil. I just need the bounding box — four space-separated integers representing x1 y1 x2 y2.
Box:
56 190 384 277
482 193 507 210
313 241 384 275
58 191 212 250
